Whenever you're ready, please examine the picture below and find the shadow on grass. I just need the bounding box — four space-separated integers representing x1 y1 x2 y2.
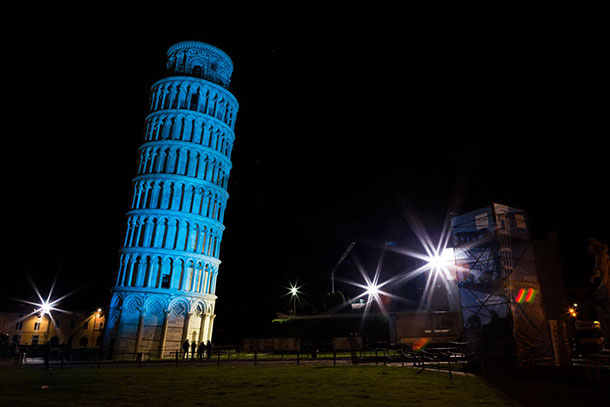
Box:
479 365 609 407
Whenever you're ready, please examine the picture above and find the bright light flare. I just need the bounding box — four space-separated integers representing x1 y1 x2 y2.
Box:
426 248 455 274
39 301 52 316
287 281 302 297
568 307 577 318
10 274 79 329
365 283 380 297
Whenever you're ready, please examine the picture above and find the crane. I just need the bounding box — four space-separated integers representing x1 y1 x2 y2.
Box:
330 241 356 294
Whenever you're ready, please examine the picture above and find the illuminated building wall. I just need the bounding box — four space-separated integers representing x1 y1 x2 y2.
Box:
0 305 105 348
104 41 238 357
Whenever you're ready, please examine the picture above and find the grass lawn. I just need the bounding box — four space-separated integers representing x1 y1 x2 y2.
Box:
0 365 605 407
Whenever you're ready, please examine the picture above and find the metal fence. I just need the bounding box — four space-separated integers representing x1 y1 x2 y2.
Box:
5 344 609 387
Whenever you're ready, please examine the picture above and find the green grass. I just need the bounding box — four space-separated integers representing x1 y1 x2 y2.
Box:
0 366 517 407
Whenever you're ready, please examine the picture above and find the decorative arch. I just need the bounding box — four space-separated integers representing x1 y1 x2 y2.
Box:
168 298 190 317
110 293 123 309
192 300 207 316
144 296 168 316
124 294 144 314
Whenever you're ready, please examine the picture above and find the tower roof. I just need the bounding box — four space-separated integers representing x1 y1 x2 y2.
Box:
166 41 234 88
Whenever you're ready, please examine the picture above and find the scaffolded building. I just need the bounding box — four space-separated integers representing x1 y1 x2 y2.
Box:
450 203 552 363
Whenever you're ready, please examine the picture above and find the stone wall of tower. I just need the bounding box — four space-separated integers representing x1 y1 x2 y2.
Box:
104 42 237 358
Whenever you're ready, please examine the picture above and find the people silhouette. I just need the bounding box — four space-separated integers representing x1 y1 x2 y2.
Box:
190 341 197 359
206 340 213 360
182 339 190 360
197 342 205 360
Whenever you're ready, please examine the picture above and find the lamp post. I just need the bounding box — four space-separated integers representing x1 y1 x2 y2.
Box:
44 313 52 344
39 302 52 344
92 308 102 346
290 287 297 316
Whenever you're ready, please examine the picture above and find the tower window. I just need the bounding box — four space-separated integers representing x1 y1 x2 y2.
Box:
161 272 170 289
34 322 41 331
190 93 199 110
192 66 203 77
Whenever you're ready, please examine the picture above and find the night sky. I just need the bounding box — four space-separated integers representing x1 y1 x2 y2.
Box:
3 6 609 341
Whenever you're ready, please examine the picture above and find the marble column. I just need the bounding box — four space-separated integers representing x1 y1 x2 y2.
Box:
134 309 145 353
207 314 216 342
180 312 192 343
198 312 207 344
201 313 211 341
158 310 170 358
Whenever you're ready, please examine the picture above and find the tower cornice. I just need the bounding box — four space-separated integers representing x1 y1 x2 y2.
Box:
125 208 226 231
132 174 230 199
151 76 239 109
138 139 233 169
145 108 237 140
111 286 218 302
119 247 222 265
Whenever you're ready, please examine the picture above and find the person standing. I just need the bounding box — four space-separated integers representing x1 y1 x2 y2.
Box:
190 341 197 360
182 339 190 360
206 340 213 360
197 342 205 360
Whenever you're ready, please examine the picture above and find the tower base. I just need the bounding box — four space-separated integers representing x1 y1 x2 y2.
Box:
103 288 216 359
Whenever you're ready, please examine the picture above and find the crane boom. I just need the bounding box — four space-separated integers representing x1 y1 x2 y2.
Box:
331 241 356 294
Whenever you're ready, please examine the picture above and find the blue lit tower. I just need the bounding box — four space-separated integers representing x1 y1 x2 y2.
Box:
104 42 238 357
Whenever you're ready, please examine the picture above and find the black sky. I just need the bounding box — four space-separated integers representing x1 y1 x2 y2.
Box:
3 5 609 340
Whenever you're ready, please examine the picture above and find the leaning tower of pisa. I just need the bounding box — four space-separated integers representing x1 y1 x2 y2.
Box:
104 41 238 357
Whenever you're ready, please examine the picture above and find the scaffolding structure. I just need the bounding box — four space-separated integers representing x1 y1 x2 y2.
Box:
450 203 552 363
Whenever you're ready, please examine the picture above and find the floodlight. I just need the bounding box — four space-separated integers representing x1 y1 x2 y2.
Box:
40 301 51 316
427 249 454 271
365 283 380 297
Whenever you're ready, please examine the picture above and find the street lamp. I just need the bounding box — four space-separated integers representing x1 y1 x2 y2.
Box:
568 307 577 318
289 285 298 316
365 283 380 298
39 302 52 316
36 301 54 344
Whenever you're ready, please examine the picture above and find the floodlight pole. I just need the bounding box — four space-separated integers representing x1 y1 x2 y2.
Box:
331 242 356 294
45 314 52 344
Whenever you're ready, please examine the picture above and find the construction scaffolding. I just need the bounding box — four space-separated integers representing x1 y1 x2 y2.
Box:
450 203 552 363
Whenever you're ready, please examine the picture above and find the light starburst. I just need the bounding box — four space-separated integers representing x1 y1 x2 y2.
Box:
10 274 79 328
332 207 462 324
